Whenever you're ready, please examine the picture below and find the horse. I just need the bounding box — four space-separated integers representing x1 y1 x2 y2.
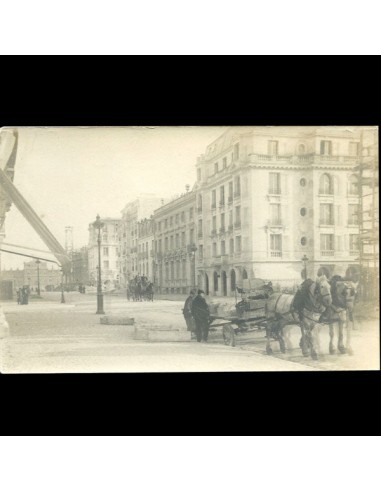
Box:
265 275 332 360
323 276 358 356
145 282 154 302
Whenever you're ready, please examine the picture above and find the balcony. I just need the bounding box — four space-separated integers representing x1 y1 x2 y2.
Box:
321 250 335 257
268 219 282 227
219 201 225 208
319 220 334 226
234 221 241 229
219 226 225 234
268 188 281 195
233 192 241 199
270 251 282 258
228 196 233 204
198 231 203 239
349 250 359 256
211 229 217 237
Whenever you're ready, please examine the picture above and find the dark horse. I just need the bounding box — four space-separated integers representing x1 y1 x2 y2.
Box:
265 275 332 360
144 282 154 302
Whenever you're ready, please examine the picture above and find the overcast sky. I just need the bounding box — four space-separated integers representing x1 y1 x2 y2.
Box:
1 126 227 269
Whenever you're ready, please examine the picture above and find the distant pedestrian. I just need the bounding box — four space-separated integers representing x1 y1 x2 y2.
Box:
191 289 210 343
183 289 196 337
17 288 22 304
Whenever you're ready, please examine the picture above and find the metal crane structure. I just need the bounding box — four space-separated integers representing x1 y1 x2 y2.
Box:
0 128 71 275
357 127 379 301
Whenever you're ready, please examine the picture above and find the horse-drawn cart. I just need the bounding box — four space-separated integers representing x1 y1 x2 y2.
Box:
208 279 273 347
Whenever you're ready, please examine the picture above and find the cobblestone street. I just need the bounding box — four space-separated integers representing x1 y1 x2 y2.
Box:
1 293 379 373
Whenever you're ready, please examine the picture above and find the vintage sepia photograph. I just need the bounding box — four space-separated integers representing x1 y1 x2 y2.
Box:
0 126 379 373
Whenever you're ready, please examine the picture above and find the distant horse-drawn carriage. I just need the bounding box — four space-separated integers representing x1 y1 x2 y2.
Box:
127 276 154 302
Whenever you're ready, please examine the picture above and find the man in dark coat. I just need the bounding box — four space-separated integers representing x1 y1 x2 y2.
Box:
183 289 196 336
191 289 210 343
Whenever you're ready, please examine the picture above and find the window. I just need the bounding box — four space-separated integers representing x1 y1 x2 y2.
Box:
197 195 202 212
234 143 240 160
229 210 233 228
170 236 174 250
197 168 201 181
348 174 359 195
301 237 307 246
234 176 241 197
220 213 225 231
235 236 242 253
198 245 203 260
270 234 282 257
171 262 174 280
211 190 216 209
220 186 225 205
189 207 193 220
235 206 241 226
103 247 109 256
212 216 217 233
165 219 168 229
320 234 334 255
298 144 306 155
170 216 173 227
320 204 334 225
221 240 226 255
198 219 203 237
181 211 185 222
349 142 359 156
165 237 168 251
320 140 332 156
268 140 279 156
349 234 360 254
348 204 359 225
269 172 281 194
175 234 179 248
182 260 186 279
300 207 307 217
214 162 219 174
158 221 161 232
270 204 281 225
175 214 179 224
103 260 109 269
319 173 333 194
190 229 194 244
212 242 217 257
230 238 234 254
300 178 306 187
223 157 227 168
228 181 233 202
181 232 185 247
159 239 162 252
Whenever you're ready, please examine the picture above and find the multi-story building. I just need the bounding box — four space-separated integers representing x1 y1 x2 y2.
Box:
119 194 165 287
88 217 121 288
194 126 363 296
71 247 89 286
153 187 196 295
1 261 62 293
137 218 154 279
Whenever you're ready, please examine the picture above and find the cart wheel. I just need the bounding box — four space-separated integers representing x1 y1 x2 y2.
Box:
223 324 236 347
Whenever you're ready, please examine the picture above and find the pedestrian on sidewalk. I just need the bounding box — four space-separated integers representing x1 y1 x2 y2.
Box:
183 289 196 338
191 289 210 343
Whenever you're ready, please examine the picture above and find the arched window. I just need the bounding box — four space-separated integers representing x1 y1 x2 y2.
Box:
319 173 333 195
348 174 359 195
298 144 306 155
213 272 219 292
242 269 248 280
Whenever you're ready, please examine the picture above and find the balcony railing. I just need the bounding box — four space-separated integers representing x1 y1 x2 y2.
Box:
349 250 359 256
198 232 203 238
321 250 335 257
269 219 282 226
268 188 281 195
270 251 282 258
319 220 334 226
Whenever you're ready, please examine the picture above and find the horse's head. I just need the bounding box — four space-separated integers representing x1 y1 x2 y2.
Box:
339 280 358 310
315 274 332 307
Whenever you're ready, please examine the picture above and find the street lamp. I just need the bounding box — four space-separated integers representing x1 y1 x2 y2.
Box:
60 268 65 303
93 214 105 315
36 259 41 296
189 244 198 289
301 254 309 280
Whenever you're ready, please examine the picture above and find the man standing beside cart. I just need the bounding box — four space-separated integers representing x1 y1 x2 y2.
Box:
191 289 210 343
183 289 196 337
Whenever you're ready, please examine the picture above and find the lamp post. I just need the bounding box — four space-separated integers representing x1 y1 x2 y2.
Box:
190 244 197 289
60 269 65 303
36 259 41 296
302 254 309 280
93 214 105 315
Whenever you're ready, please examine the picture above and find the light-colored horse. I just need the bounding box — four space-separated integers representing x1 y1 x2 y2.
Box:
265 275 332 360
325 276 358 356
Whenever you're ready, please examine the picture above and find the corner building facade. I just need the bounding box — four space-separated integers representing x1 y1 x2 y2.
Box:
194 126 361 296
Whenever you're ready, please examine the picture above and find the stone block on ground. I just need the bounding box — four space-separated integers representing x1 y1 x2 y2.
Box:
100 316 135 325
133 324 191 342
